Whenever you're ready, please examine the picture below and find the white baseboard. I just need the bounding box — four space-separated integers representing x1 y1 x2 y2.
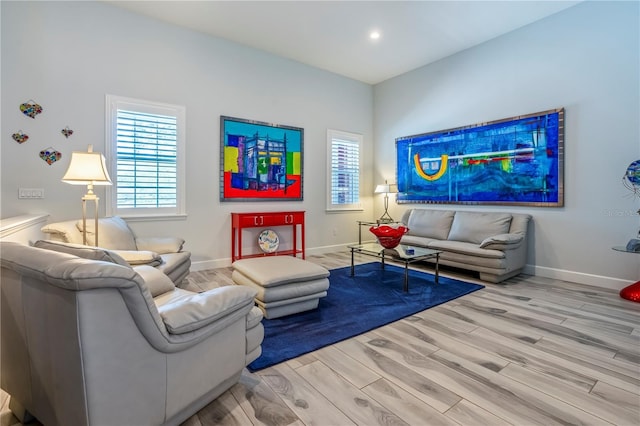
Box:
190 244 350 272
523 264 634 291
191 258 229 271
192 245 635 291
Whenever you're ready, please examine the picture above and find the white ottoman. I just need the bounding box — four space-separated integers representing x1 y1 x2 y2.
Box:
231 257 330 319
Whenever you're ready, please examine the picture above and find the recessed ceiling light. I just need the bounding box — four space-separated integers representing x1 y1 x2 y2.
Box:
369 31 381 40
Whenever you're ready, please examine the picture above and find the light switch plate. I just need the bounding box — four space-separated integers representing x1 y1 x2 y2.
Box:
18 188 44 199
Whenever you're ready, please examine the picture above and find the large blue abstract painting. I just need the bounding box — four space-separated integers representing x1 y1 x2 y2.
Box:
396 108 564 206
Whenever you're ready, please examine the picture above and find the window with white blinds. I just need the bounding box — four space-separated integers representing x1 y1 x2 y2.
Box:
327 129 363 211
105 95 186 219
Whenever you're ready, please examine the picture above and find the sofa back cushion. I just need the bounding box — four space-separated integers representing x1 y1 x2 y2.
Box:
448 212 512 244
76 216 137 250
406 209 455 240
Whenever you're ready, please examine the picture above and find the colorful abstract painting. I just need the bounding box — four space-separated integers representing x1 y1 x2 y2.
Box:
220 116 303 201
396 108 564 206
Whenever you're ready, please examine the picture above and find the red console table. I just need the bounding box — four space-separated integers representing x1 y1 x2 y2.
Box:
231 211 305 261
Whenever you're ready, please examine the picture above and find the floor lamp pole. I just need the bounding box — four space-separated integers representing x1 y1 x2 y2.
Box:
82 193 99 247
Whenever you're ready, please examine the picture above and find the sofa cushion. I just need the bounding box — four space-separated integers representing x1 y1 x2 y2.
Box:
427 240 506 259
33 240 130 267
76 216 137 250
406 209 455 240
447 212 512 244
400 234 439 247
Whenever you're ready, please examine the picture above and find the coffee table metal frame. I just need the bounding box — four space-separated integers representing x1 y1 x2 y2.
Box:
348 242 442 292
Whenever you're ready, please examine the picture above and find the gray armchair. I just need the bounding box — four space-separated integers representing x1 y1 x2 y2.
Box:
40 216 191 284
0 241 264 426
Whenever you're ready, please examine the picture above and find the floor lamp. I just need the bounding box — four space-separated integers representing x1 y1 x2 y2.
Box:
374 180 398 223
62 145 112 246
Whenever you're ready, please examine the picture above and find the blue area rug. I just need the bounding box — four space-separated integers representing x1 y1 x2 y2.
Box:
248 262 484 371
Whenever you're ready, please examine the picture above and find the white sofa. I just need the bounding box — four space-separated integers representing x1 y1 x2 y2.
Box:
399 209 532 283
40 216 191 285
1 241 264 426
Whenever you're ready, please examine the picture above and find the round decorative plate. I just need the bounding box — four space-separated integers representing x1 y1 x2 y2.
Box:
258 229 279 253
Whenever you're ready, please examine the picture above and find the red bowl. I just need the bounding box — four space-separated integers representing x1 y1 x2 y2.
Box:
369 225 409 249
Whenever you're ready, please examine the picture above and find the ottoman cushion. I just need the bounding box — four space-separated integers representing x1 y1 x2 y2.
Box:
232 271 330 302
255 293 327 319
232 256 329 287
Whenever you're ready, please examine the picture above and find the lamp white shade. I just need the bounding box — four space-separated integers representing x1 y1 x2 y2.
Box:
62 145 112 186
374 183 398 194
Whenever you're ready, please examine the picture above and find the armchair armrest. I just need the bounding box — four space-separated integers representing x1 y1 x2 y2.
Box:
157 286 257 334
136 236 185 254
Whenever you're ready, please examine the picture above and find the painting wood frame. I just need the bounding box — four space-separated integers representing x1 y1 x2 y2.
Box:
396 108 564 207
220 116 303 201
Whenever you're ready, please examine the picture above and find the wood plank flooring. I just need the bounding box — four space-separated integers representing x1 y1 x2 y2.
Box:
2 251 638 425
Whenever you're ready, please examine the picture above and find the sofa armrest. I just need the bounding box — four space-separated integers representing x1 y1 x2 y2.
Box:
136 237 185 254
479 233 524 250
157 286 257 334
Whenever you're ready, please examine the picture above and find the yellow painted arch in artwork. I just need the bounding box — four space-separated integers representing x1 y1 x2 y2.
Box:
413 153 449 181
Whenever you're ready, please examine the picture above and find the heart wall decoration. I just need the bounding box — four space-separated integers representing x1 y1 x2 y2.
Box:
12 131 29 144
61 127 74 138
39 147 61 165
19 100 43 119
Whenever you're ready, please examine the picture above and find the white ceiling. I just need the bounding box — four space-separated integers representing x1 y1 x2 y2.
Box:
105 0 582 85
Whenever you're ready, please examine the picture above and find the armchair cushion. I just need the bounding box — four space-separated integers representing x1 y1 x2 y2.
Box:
112 249 163 266
157 286 258 334
76 216 137 250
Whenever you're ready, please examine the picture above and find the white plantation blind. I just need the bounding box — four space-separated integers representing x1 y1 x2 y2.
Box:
106 95 186 218
116 110 177 208
327 129 362 211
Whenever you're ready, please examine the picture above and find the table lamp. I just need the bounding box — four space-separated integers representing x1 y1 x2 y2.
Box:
62 144 112 246
374 180 398 223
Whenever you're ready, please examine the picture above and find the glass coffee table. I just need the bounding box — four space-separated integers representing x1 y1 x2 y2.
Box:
348 242 442 292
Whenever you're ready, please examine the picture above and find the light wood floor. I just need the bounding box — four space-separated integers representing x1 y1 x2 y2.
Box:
2 251 639 425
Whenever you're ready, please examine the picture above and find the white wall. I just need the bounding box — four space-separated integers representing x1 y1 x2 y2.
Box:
3 1 638 287
373 1 640 288
1 1 374 268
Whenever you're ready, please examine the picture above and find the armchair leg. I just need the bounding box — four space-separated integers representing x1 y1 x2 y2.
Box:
9 397 36 424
